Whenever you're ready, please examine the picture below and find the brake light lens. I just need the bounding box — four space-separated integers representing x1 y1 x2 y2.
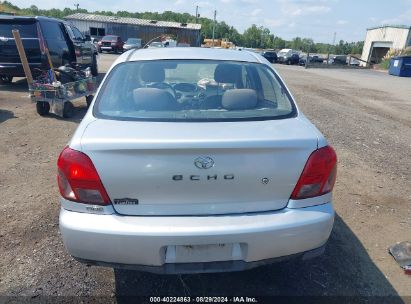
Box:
291 146 337 200
57 147 111 205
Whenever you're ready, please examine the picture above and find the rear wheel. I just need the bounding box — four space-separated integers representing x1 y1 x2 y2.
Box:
63 101 74 118
91 54 98 77
36 101 50 116
0 75 13 84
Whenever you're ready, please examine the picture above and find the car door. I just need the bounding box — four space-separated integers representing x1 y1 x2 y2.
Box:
65 25 92 65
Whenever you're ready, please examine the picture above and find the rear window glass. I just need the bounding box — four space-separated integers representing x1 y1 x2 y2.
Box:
40 21 65 40
0 21 38 38
127 38 141 43
94 60 296 122
102 35 117 41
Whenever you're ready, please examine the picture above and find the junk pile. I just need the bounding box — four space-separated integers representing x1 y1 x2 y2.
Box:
12 28 97 118
30 66 96 100
29 64 97 118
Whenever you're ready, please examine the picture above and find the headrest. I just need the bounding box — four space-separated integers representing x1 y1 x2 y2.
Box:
141 64 165 82
133 88 176 111
222 89 258 110
214 63 241 83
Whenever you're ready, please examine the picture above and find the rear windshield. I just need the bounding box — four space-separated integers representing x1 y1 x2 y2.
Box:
127 38 141 43
94 60 296 122
278 50 292 57
102 35 117 41
0 20 38 38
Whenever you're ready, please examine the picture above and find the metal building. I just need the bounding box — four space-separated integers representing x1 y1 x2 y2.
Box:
64 13 202 46
361 25 411 66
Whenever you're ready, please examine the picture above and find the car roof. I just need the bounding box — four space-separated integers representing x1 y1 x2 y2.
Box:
120 47 264 64
0 15 65 23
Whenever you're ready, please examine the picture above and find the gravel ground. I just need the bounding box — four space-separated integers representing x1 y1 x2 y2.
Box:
0 54 410 301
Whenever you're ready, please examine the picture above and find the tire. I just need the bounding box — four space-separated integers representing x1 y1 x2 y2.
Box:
0 75 13 84
36 101 50 116
86 95 94 108
91 54 98 77
63 101 74 118
286 60 291 65
114 47 118 54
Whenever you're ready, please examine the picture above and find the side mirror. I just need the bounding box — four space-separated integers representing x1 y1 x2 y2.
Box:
85 35 91 41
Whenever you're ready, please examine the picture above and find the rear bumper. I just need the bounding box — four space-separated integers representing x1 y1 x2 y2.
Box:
100 46 117 51
123 46 138 51
59 203 334 274
75 245 327 274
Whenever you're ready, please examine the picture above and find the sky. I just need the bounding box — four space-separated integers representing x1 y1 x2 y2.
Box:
9 0 411 43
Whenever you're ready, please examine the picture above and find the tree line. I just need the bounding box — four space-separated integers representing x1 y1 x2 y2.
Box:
1 1 364 55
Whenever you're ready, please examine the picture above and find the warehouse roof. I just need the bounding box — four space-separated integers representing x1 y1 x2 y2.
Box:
367 24 411 31
64 13 202 30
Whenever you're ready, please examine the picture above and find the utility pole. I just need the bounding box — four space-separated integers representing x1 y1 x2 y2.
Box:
212 10 217 48
327 32 336 64
195 6 199 23
74 3 79 11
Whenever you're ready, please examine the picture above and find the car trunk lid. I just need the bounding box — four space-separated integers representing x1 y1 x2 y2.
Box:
80 118 318 216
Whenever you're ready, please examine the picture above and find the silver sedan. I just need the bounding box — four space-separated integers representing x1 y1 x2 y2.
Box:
58 48 336 274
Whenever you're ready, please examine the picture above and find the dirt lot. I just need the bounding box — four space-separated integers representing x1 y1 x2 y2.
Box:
0 54 410 301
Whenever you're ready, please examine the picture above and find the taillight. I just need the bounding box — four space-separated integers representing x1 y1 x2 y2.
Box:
291 146 337 200
57 147 111 205
75 48 81 57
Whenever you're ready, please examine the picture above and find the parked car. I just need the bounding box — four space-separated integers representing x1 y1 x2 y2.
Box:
147 41 164 48
177 43 190 47
123 38 143 51
98 35 124 53
299 55 324 66
329 55 347 65
277 49 300 65
89 36 99 54
347 57 361 66
260 50 278 63
311 55 324 63
0 15 98 83
90 36 99 47
58 48 337 274
299 55 310 66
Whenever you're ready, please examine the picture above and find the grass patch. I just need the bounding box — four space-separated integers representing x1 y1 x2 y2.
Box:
379 59 391 70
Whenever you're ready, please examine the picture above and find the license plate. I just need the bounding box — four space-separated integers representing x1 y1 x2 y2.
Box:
165 243 243 263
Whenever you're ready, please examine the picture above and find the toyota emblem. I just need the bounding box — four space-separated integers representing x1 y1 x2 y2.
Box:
194 156 215 169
